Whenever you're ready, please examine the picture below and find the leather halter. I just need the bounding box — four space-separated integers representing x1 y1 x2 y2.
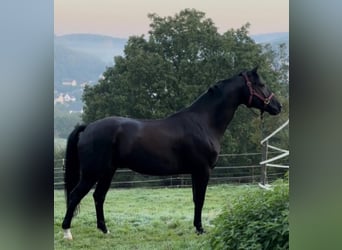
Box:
241 72 274 107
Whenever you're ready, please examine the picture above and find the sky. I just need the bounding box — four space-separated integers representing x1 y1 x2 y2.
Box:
55 0 288 38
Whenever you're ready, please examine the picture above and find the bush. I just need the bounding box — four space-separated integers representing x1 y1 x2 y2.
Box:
210 179 289 250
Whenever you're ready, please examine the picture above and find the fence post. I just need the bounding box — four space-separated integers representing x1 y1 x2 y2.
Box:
260 140 268 185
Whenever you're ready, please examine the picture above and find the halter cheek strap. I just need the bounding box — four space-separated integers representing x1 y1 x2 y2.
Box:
241 73 274 107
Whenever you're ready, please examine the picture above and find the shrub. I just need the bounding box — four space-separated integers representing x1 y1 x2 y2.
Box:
210 180 289 250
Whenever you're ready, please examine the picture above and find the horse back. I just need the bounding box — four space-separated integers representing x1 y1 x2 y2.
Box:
77 115 219 175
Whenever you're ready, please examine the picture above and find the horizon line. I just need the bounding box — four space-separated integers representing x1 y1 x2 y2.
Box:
54 30 289 39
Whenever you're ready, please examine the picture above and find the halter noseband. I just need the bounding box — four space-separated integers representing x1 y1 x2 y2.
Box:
242 73 274 107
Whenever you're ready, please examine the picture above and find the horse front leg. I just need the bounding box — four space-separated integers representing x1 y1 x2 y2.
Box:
191 170 209 234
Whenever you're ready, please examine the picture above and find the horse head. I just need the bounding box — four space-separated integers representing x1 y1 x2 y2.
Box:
241 67 282 115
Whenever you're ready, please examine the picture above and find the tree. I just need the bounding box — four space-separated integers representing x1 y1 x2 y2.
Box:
82 9 289 157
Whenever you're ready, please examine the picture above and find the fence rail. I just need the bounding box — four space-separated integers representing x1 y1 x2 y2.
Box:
54 152 287 189
259 119 289 189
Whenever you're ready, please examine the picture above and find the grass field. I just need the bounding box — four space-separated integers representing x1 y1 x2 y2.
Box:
54 184 258 250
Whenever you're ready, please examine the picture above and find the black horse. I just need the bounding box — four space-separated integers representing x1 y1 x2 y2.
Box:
62 67 281 239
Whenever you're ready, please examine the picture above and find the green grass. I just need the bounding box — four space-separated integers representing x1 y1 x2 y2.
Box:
54 184 258 250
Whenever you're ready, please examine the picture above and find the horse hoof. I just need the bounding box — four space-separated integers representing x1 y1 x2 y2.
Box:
196 228 206 235
97 226 109 234
63 229 73 240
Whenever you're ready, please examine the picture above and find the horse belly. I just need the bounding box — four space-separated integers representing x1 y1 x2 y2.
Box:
120 150 180 176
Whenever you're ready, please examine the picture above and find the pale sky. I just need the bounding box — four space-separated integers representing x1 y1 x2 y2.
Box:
55 0 288 38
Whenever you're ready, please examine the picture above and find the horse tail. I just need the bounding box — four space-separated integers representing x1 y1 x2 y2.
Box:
64 124 87 213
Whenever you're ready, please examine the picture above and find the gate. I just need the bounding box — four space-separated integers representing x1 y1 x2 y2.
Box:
259 119 289 189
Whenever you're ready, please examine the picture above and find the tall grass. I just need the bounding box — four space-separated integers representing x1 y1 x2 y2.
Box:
54 185 254 250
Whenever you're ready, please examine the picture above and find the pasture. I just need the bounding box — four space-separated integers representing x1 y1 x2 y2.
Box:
54 184 258 249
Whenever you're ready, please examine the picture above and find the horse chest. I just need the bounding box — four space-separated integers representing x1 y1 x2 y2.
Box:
205 140 220 167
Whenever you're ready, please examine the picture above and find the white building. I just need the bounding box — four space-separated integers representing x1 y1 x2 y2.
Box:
54 93 76 105
62 80 77 86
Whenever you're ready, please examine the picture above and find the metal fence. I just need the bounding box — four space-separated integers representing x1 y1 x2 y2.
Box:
54 152 287 189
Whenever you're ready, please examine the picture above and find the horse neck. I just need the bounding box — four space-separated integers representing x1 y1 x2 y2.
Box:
208 98 240 140
187 83 243 140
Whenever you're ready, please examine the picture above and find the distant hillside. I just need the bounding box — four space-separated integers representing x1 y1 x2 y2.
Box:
54 43 108 87
251 32 288 51
252 32 288 44
54 34 127 88
55 34 127 64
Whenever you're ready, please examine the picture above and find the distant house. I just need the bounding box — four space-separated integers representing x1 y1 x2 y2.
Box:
69 109 83 114
62 80 77 86
64 94 76 102
54 93 76 105
54 94 64 105
80 82 88 88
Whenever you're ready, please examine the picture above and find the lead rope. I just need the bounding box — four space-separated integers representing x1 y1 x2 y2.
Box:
248 108 265 138
260 110 264 137
248 107 263 118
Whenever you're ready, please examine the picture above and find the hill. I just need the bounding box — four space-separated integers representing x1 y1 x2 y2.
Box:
251 32 288 46
55 34 127 64
54 43 107 88
54 34 127 88
251 32 289 57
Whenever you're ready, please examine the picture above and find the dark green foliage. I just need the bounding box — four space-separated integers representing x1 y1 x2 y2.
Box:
210 179 289 250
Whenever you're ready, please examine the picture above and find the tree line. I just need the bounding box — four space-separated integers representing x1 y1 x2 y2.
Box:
80 9 288 162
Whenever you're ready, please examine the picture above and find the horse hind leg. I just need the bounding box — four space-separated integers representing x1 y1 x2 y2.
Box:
93 167 116 234
62 176 97 239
